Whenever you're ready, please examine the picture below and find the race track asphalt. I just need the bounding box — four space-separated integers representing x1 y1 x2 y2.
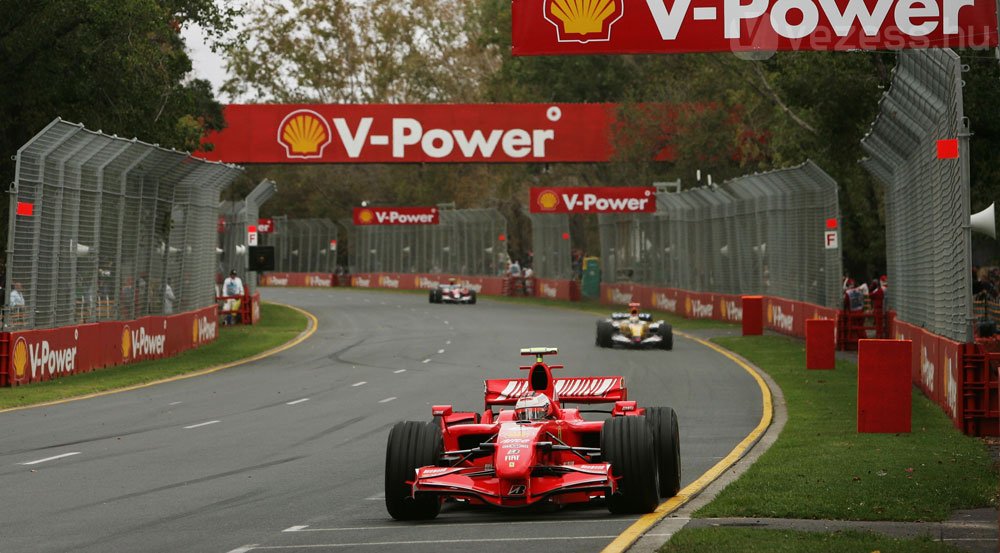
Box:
0 288 763 553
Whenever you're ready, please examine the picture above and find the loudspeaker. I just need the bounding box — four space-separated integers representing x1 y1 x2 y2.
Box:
971 203 996 239
248 246 275 271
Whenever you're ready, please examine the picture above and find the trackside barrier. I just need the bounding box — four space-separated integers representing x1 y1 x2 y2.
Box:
857 339 912 433
806 319 836 370
215 292 262 326
344 273 580 301
742 296 763 336
259 273 342 287
0 306 218 387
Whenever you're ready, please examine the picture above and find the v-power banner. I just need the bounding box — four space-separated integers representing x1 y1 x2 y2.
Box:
512 0 998 55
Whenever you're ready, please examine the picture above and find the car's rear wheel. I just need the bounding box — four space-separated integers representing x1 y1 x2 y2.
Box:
429 290 436 303
469 291 477 305
601 416 659 514
596 320 614 348
385 421 443 520
645 406 681 497
658 323 673 350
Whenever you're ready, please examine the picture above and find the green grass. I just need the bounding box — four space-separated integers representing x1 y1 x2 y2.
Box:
0 303 308 410
695 335 997 521
658 528 967 553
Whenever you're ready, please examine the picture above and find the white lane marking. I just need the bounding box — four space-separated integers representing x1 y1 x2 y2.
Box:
393 369 406 374
286 398 310 406
378 397 397 403
437 349 445 354
422 359 431 364
352 381 366 387
364 492 385 501
446 340 451 345
226 546 258 553
248 536 619 549
183 420 220 429
283 526 309 532
168 401 183 406
20 452 81 466
443 320 449 325
297 519 629 531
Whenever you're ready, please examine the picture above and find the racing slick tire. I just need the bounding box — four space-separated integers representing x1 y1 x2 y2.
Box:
385 421 443 520
644 406 681 497
429 290 436 303
658 323 673 350
601 416 659 514
469 291 477 305
596 321 614 348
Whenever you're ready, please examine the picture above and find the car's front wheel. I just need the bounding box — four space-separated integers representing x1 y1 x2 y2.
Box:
385 421 442 520
601 416 659 513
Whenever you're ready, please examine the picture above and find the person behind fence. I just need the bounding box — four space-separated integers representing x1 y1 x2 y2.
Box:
509 259 522 277
163 278 176 315
222 270 244 325
9 281 24 307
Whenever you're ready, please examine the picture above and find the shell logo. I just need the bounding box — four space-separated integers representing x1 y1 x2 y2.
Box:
122 325 132 359
357 209 375 224
767 305 774 324
684 297 691 316
277 109 332 159
11 337 27 380
536 190 560 211
192 318 199 344
545 0 624 43
720 300 727 318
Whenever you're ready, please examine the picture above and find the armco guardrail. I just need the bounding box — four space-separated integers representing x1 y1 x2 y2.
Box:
259 273 340 287
0 306 217 387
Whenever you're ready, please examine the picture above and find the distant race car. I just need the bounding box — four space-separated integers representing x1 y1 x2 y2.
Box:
384 347 681 520
429 281 477 304
596 302 672 350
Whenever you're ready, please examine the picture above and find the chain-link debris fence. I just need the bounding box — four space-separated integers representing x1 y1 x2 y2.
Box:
861 49 971 343
4 119 242 330
259 218 338 273
349 208 507 276
219 179 278 296
599 161 842 308
527 212 572 279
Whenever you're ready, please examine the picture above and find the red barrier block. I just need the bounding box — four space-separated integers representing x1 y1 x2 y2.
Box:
858 339 912 433
742 296 763 336
806 319 836 370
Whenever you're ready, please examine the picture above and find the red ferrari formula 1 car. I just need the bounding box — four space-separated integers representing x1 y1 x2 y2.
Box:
384 347 681 520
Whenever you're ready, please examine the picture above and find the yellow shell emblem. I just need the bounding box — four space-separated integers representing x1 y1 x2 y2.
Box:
12 337 27 379
278 110 331 159
537 190 560 211
122 326 132 359
193 318 199 344
358 209 374 224
684 297 692 316
767 305 774 324
720 300 727 318
549 0 617 35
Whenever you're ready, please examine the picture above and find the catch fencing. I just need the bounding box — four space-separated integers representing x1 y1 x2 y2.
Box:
259 217 338 273
527 213 572 279
5 118 243 330
598 161 842 308
861 49 970 343
349 208 507 276
219 179 278 296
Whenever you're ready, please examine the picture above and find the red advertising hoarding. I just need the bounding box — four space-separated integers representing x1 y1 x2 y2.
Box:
257 218 275 233
530 187 656 213
353 207 439 225
512 0 998 55
196 104 618 164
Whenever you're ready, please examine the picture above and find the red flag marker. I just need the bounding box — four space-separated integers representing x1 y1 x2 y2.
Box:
937 139 959 159
16 202 33 216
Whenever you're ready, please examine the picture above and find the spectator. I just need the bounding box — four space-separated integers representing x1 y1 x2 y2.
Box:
163 279 176 314
523 265 534 278
509 259 522 277
222 270 244 325
9 282 24 307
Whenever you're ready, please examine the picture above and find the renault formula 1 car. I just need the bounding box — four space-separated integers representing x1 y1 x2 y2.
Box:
384 347 681 520
429 282 477 304
596 303 673 350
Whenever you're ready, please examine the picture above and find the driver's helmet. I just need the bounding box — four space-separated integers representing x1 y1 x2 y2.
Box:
514 392 553 422
628 302 641 318
448 278 457 286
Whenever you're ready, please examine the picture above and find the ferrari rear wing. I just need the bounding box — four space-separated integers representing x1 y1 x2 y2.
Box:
485 377 626 406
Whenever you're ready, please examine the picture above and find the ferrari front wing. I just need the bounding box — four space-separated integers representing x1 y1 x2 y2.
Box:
412 463 616 508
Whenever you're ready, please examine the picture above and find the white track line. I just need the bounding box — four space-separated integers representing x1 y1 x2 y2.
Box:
351 381 366 387
183 420 220 429
437 349 445 354
422 359 431 364
393 369 406 374
168 401 182 406
446 340 451 345
226 546 258 553
283 526 309 532
378 397 397 403
19 452 81 466
286 398 310 406
247 536 619 549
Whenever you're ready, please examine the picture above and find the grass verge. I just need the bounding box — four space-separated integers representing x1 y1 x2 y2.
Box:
658 528 967 553
0 302 308 410
695 335 997 521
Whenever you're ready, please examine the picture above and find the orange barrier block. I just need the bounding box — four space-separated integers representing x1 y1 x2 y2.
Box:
806 319 836 370
742 296 763 336
858 339 912 433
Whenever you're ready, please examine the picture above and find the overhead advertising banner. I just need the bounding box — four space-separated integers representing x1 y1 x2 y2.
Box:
353 207 440 225
196 104 619 164
511 0 998 55
530 187 657 213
